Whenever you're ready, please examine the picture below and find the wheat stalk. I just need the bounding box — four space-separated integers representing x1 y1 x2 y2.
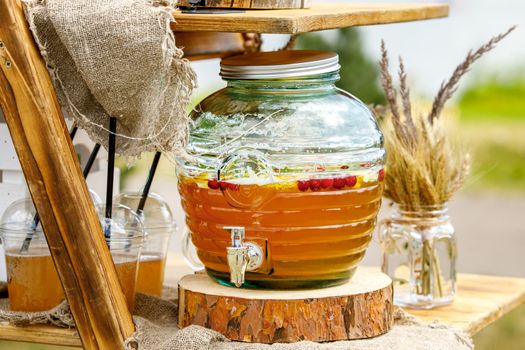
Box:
380 41 401 121
378 27 514 208
428 26 516 124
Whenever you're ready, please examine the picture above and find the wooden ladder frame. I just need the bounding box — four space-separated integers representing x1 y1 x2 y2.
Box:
0 0 134 348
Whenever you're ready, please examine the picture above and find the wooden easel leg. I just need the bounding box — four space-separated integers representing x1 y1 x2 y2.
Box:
0 1 134 349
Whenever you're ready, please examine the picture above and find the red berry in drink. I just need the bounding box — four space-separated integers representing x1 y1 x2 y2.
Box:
297 180 310 192
219 181 230 191
333 178 346 189
228 183 240 191
208 179 220 189
378 168 385 181
309 179 321 191
320 178 334 189
345 175 357 187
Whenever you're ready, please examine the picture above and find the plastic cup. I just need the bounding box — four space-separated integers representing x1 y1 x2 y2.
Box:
1 207 64 312
96 204 145 311
115 192 175 296
1 191 101 312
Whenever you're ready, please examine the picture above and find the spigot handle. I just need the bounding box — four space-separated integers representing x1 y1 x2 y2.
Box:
225 226 248 287
227 246 248 287
224 226 245 247
224 226 263 288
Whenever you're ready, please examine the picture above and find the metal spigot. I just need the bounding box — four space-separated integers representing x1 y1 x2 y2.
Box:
225 226 263 288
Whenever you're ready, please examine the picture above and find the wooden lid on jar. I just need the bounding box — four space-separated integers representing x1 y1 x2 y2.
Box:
220 50 339 79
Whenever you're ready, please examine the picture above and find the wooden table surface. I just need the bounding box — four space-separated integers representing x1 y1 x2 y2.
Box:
1 255 524 347
171 3 449 34
409 272 525 335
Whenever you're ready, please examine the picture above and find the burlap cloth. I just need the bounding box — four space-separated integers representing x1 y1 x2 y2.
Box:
126 295 473 350
0 284 473 350
23 0 196 158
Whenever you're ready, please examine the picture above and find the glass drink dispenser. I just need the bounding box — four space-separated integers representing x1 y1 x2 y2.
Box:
177 51 385 289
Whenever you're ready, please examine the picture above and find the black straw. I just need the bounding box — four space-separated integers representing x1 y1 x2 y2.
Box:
83 144 101 178
104 117 117 239
20 125 78 253
69 126 79 140
136 152 161 215
122 152 161 251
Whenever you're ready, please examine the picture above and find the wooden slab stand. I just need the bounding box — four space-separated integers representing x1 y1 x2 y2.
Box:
178 270 394 343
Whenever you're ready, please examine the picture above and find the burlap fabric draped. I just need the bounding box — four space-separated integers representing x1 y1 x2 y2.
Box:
23 0 196 157
127 295 473 350
0 287 473 350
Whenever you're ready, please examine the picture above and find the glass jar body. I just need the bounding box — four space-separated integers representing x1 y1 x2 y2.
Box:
177 74 385 289
379 205 457 309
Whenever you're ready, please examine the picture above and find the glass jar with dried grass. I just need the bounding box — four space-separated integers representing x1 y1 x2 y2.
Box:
379 204 456 309
376 26 515 309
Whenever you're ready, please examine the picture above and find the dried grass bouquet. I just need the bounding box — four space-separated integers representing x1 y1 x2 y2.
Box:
378 27 515 209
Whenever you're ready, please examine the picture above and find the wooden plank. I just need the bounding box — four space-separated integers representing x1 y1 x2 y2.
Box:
2 257 524 346
178 0 311 9
250 0 310 9
0 0 134 349
232 0 255 8
0 324 81 347
175 32 245 60
171 3 449 34
409 273 525 335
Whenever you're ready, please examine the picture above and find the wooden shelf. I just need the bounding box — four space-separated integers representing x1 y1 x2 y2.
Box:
171 3 449 34
0 324 81 348
2 257 524 347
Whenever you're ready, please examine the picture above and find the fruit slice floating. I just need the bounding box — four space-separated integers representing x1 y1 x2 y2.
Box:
205 171 374 192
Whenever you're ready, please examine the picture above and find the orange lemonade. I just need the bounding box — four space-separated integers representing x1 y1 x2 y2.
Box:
178 168 384 288
114 259 139 311
136 254 166 296
6 251 64 311
6 250 138 312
